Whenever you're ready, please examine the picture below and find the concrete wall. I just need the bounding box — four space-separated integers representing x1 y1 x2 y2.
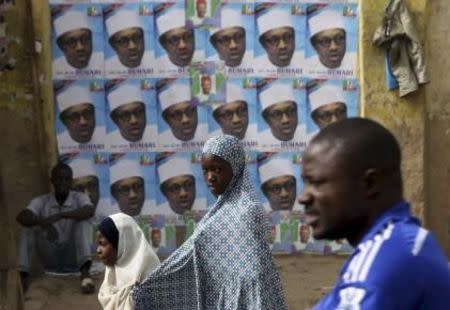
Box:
0 1 51 259
360 0 426 219
425 0 450 255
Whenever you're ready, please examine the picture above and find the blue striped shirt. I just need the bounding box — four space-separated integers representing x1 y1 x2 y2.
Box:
314 201 450 309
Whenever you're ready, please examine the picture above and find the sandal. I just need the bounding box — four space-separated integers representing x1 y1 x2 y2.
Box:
80 277 95 294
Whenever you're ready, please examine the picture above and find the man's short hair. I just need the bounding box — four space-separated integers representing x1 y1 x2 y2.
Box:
312 117 402 189
52 162 73 178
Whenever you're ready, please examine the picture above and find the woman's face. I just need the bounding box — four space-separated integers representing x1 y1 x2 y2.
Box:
201 154 234 197
96 231 118 266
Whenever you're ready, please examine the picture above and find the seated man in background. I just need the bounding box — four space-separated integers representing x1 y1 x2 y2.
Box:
16 163 95 294
300 118 450 309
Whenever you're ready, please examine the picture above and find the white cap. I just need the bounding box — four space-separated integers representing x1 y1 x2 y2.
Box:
57 84 93 113
309 9 345 38
69 158 96 179
212 82 245 111
226 82 245 104
257 7 293 37
259 157 295 184
156 8 185 37
107 83 144 112
54 11 90 38
309 84 345 112
158 81 191 112
210 6 244 36
158 157 193 184
105 9 143 39
110 159 143 185
259 82 295 111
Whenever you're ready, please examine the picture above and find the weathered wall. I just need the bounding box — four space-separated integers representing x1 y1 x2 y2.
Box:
360 0 427 220
0 1 51 258
425 0 450 255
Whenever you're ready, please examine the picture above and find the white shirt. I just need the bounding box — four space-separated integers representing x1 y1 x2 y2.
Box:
306 52 357 78
191 16 205 27
57 126 106 153
107 125 157 152
52 51 103 79
26 191 92 244
158 123 208 151
258 125 306 151
104 51 155 78
254 50 305 77
196 92 211 103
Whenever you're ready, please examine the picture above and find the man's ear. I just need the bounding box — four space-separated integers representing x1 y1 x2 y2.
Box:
363 168 381 198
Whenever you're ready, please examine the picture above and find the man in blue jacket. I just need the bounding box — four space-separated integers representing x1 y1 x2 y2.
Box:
299 117 450 309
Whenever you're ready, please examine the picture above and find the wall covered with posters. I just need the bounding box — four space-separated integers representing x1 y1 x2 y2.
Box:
49 0 359 256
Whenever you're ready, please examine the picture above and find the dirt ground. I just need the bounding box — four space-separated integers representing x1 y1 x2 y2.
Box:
23 255 346 310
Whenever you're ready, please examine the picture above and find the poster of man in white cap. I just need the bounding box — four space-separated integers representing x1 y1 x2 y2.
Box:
206 2 255 77
209 78 258 149
63 152 113 220
109 153 156 217
306 79 359 142
104 3 155 78
148 216 175 257
254 3 306 77
293 222 324 254
157 78 208 151
186 0 219 28
258 152 304 212
155 152 208 216
154 2 205 77
306 3 358 78
267 211 295 253
257 78 307 151
54 80 106 154
105 79 157 153
191 62 225 104
51 4 103 79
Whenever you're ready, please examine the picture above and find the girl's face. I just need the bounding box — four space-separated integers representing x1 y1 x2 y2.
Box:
201 154 234 197
96 231 118 266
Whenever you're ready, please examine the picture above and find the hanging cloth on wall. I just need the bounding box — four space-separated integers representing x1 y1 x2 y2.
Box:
372 0 429 97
